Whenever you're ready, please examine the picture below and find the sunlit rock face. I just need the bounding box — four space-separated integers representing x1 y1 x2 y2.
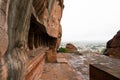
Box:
106 30 120 59
0 0 64 80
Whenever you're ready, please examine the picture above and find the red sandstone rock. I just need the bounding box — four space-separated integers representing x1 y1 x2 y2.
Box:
66 43 78 53
31 0 64 62
106 30 120 58
0 0 8 57
0 0 64 80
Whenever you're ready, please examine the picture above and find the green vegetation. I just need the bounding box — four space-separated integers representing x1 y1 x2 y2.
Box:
58 47 68 53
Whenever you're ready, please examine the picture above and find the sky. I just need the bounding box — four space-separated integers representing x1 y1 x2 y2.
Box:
61 0 120 42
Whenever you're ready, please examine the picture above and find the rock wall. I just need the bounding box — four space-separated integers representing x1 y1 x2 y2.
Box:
0 0 8 59
106 30 120 59
0 0 64 80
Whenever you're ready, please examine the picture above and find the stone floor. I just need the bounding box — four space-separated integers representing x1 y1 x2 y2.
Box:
40 63 82 80
65 53 120 80
40 53 120 80
40 53 82 80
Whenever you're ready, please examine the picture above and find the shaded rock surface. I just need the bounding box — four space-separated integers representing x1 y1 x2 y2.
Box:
0 0 64 80
106 30 120 59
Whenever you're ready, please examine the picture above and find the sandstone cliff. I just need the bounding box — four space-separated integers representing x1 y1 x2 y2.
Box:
106 30 120 59
0 0 64 80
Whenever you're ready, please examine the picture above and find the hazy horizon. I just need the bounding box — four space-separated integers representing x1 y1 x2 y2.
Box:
61 0 120 42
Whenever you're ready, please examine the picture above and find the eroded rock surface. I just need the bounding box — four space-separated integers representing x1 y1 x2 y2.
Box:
106 30 120 59
0 0 64 80
0 0 8 58
66 43 78 53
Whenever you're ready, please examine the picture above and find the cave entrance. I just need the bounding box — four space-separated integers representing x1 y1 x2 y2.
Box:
27 15 57 57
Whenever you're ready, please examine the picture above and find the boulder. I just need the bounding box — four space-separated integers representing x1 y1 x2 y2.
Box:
66 43 78 53
105 30 120 59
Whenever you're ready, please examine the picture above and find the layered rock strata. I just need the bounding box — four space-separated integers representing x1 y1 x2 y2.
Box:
0 0 64 80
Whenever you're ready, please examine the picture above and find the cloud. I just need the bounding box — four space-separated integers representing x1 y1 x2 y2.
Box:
61 0 120 42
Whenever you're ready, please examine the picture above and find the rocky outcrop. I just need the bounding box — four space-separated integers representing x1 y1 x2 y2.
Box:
105 30 120 59
0 0 64 80
0 0 8 59
66 43 78 53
